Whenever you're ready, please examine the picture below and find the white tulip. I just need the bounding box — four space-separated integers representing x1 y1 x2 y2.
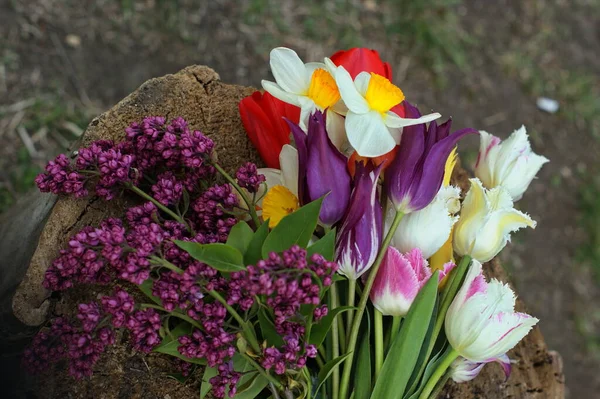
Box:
453 178 536 263
475 126 549 201
389 185 461 259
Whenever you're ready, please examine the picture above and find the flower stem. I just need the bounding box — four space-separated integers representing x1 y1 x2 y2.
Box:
418 348 458 399
212 162 261 227
390 316 402 348
127 184 191 230
346 279 356 338
207 290 261 354
240 352 282 389
338 211 404 399
330 281 341 399
374 309 384 377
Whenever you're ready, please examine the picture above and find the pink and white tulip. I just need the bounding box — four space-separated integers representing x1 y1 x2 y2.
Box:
445 259 538 362
450 354 512 383
475 126 549 201
370 247 454 317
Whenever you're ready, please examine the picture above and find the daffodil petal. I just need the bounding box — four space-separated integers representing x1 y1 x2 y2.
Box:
354 71 371 97
388 126 402 144
335 66 370 114
346 111 396 157
261 80 302 107
385 110 442 128
269 47 310 94
323 57 338 75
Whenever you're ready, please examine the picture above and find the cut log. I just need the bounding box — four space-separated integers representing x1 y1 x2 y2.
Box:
1 66 565 398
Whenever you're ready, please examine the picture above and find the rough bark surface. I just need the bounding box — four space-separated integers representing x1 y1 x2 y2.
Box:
4 66 564 398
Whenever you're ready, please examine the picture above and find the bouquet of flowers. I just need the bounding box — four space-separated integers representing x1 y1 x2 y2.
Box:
25 47 549 399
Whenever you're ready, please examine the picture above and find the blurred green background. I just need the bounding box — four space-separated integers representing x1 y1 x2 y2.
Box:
0 0 599 396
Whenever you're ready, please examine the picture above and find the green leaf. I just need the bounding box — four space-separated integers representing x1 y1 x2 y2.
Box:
153 322 207 365
307 228 336 261
244 220 270 265
404 299 439 398
315 352 353 394
258 308 285 347
261 197 324 258
370 271 440 399
200 354 267 398
354 310 372 399
406 347 447 399
227 221 254 255
309 306 356 347
138 279 161 305
175 241 245 272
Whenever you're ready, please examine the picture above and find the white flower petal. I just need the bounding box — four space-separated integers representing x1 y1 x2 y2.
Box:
335 66 370 114
346 111 396 157
325 109 350 153
305 61 328 81
261 80 302 107
269 47 310 94
323 57 338 75
385 110 442 128
354 72 371 97
279 145 299 197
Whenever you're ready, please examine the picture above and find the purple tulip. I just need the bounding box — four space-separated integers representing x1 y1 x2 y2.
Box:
288 111 351 227
335 162 383 280
384 102 478 213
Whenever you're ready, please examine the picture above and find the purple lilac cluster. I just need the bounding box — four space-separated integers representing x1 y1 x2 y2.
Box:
35 117 215 200
209 361 242 398
190 184 239 242
235 162 266 193
229 246 338 374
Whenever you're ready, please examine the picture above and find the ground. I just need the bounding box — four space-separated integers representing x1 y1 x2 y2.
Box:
0 0 599 397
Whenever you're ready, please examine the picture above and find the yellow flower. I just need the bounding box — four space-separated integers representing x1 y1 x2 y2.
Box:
262 185 300 228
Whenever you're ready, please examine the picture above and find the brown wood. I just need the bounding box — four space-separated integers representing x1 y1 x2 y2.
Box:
5 66 565 398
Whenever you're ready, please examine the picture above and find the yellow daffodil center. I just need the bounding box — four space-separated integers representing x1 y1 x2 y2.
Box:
307 68 340 109
262 185 299 228
364 73 405 113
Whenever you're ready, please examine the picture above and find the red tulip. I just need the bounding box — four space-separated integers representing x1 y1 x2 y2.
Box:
239 91 301 168
329 48 393 80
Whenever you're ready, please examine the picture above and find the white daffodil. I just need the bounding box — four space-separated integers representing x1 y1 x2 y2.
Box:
389 185 461 259
453 178 536 263
261 47 347 151
475 126 549 201
333 65 441 157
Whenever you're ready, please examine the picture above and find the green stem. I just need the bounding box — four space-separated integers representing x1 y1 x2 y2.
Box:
207 290 261 354
410 255 472 393
330 281 341 399
240 352 282 389
346 279 356 339
149 256 184 274
140 303 203 330
390 316 402 349
374 309 384 377
212 162 261 227
127 184 190 230
418 348 458 399
338 211 404 399
429 372 451 399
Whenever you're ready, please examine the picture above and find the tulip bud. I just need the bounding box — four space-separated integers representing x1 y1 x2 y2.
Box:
335 162 383 280
329 47 393 79
389 185 461 259
288 111 351 227
445 260 538 363
475 126 548 201
384 102 477 214
453 178 536 262
450 354 512 383
370 247 454 316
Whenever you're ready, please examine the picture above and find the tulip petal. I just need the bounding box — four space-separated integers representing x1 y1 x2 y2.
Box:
346 111 396 157
279 145 299 197
335 66 370 114
262 80 302 107
269 47 309 94
325 109 350 153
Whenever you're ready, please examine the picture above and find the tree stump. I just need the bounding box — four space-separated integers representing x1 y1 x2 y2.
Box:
2 66 565 398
